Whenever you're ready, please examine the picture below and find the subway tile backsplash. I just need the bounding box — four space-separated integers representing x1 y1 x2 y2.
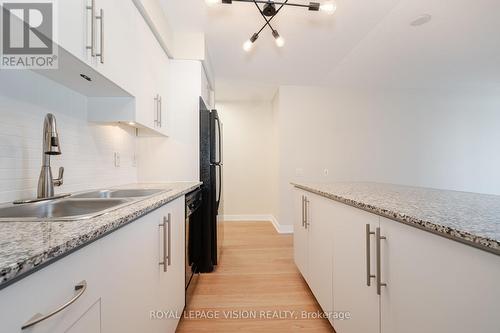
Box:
0 71 137 203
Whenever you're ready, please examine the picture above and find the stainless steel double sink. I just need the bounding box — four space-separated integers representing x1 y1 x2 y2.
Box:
0 188 169 222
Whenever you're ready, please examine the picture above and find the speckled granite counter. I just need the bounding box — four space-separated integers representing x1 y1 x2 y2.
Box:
292 182 500 256
0 182 201 289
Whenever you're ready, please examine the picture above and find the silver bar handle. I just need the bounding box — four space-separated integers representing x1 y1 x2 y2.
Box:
167 213 171 266
366 224 376 286
154 95 159 127
304 197 309 229
86 0 96 56
376 227 387 295
96 9 104 64
301 195 305 227
159 214 171 272
158 96 162 128
22 281 87 330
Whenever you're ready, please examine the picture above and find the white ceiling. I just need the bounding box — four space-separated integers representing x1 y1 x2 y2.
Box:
326 0 500 94
160 0 500 100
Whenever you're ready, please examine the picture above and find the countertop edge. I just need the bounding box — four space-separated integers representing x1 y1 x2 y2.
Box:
0 182 202 290
292 183 500 257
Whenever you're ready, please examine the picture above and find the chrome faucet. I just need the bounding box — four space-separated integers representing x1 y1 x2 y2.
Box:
37 113 64 199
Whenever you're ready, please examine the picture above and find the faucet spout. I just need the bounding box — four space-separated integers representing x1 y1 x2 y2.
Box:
38 114 64 199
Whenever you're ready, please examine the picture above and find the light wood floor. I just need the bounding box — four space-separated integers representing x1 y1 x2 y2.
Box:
177 221 334 332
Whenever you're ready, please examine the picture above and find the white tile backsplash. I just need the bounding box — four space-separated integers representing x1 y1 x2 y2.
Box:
0 70 137 203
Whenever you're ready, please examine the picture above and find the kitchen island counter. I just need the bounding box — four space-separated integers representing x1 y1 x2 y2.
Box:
292 182 500 255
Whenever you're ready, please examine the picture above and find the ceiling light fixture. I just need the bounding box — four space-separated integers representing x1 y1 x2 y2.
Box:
206 0 336 51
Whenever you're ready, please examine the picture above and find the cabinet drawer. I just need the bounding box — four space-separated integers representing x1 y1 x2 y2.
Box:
0 241 103 333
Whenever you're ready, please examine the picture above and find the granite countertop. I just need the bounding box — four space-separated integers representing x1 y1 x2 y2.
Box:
0 182 201 289
292 182 500 256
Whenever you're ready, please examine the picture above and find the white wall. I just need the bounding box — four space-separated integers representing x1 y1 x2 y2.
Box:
137 60 201 182
275 85 500 226
0 71 137 203
216 101 276 219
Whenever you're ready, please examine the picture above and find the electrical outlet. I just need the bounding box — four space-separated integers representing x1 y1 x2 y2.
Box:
295 168 304 176
114 152 121 168
323 168 329 176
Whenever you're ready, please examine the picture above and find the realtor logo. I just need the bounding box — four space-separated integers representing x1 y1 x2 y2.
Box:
1 0 58 69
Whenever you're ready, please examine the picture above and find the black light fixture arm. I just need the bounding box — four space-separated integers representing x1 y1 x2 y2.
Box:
225 0 315 10
254 0 289 36
252 0 276 33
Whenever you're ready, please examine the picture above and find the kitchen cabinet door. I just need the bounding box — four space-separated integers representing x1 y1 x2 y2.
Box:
0 239 103 333
100 205 167 333
92 0 137 93
149 31 170 136
133 9 162 132
160 196 186 332
379 217 500 333
56 0 91 64
306 193 334 318
331 203 380 333
293 189 309 278
100 198 184 333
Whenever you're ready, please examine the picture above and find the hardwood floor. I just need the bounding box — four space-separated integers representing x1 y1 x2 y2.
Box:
177 221 334 332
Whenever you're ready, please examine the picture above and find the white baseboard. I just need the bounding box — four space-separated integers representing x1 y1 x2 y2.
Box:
221 214 294 234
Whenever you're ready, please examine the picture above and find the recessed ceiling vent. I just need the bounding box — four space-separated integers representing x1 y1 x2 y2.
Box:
410 14 432 27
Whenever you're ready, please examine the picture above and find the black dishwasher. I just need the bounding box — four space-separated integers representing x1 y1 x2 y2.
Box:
185 189 202 307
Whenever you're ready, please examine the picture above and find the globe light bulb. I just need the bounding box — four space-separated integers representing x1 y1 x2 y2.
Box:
205 0 222 6
272 30 285 48
243 39 254 52
242 33 258 52
320 1 337 14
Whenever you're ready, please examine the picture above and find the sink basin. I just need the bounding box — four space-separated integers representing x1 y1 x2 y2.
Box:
73 189 166 199
0 198 130 221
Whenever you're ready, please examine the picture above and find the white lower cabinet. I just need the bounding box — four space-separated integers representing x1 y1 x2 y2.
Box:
379 217 500 333
331 201 380 333
101 196 185 333
306 195 334 318
293 190 309 277
293 188 500 333
0 196 185 333
0 239 103 333
293 190 334 323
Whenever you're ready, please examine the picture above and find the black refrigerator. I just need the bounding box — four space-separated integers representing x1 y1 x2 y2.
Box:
199 98 224 273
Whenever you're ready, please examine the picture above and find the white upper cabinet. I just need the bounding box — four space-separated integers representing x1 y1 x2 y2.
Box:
92 0 137 92
50 0 171 136
56 0 136 92
132 11 170 136
55 0 90 63
84 1 171 136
